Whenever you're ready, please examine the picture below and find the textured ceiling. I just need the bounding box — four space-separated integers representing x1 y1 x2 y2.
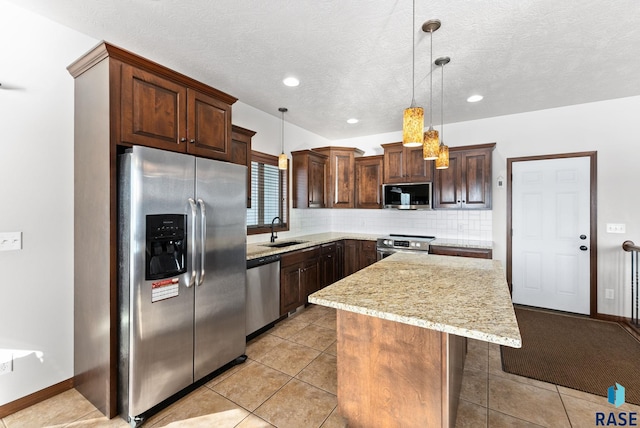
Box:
8 0 640 140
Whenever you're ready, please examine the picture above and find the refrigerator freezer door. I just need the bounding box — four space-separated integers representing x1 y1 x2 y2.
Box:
193 157 247 380
123 146 196 418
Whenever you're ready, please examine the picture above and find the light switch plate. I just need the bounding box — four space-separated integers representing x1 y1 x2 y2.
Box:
606 224 626 234
0 232 22 251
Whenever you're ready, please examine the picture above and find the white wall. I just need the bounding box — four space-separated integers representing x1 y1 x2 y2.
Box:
0 0 97 405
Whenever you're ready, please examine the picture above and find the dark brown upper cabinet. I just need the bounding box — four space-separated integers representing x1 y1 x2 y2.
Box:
432 143 495 209
355 155 384 209
312 147 364 209
291 150 328 208
230 125 255 208
382 142 434 184
119 58 234 161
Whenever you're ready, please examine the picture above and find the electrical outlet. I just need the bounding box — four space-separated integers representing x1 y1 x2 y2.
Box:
0 232 22 251
0 357 13 375
606 224 626 234
605 289 615 300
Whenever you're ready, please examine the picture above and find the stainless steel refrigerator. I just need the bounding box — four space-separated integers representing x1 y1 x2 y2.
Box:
118 146 246 425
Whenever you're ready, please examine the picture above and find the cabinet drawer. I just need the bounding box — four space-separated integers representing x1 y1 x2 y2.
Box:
429 245 492 259
280 246 321 267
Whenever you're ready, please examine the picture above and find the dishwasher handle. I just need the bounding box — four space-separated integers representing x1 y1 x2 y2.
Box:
247 254 282 269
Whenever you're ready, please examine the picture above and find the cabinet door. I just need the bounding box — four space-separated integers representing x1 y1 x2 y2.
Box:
186 89 232 161
336 241 345 281
405 146 434 182
343 240 359 277
231 126 254 208
355 156 383 209
280 264 302 315
433 152 461 209
320 249 337 288
358 241 378 270
121 64 187 151
462 150 492 209
333 152 355 208
383 144 405 183
302 258 321 301
433 146 493 209
309 156 326 208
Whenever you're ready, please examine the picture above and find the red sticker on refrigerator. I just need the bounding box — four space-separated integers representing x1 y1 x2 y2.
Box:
151 278 179 302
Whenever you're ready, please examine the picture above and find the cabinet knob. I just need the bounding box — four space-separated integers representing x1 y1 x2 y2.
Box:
190 139 196 144
180 137 187 143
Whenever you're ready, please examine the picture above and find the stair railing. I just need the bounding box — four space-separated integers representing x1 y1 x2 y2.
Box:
622 240 640 327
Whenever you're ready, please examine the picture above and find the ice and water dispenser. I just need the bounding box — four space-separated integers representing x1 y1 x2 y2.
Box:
145 214 187 280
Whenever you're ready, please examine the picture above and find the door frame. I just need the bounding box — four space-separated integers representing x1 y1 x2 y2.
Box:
506 151 598 317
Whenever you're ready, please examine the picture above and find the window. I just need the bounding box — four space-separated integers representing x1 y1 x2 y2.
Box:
247 151 289 235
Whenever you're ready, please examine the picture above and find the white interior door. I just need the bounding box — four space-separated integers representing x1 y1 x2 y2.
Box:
511 156 591 314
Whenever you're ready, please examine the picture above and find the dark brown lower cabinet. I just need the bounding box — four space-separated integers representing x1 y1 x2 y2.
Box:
320 242 337 288
280 246 320 315
359 240 377 268
280 240 377 316
336 241 345 281
344 240 377 277
429 245 492 259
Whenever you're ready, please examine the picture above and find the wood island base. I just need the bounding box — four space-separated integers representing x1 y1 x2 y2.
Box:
337 310 467 428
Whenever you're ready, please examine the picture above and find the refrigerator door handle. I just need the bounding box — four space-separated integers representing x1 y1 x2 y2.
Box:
187 198 198 287
197 199 206 286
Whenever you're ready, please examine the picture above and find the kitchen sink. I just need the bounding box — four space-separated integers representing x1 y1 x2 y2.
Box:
260 240 308 248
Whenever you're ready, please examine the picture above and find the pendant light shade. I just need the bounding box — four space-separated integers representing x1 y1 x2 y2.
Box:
423 128 439 160
422 19 440 160
435 56 450 169
403 107 424 147
436 144 449 169
402 0 424 147
278 107 288 170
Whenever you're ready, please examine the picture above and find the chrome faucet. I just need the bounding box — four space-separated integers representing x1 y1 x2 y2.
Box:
270 216 281 242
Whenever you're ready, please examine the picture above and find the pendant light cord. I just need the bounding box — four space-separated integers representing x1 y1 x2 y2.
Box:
429 29 433 126
441 61 444 142
410 0 416 108
281 110 285 153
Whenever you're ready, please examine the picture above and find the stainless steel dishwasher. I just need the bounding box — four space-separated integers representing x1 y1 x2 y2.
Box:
246 254 281 336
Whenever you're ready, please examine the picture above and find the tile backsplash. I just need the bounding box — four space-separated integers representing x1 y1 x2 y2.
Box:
248 209 492 244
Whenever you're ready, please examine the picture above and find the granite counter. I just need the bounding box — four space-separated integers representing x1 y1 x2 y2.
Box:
308 251 520 347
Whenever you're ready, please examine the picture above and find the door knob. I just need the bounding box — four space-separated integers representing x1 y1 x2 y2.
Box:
580 245 588 251
580 234 587 240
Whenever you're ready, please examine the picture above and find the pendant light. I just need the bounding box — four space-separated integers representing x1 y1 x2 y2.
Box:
435 56 450 169
278 107 288 170
402 0 424 147
422 19 440 160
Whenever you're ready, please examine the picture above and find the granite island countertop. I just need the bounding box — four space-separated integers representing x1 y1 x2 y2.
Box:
308 252 521 348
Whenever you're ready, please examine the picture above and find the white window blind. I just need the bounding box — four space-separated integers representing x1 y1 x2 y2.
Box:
247 152 288 231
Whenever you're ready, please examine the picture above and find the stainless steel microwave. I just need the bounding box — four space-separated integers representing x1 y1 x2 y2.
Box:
382 182 432 210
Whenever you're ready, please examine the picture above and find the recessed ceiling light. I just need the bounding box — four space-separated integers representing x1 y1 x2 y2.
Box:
283 77 300 87
347 118 359 124
467 94 483 103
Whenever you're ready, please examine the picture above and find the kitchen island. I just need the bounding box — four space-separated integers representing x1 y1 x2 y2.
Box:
308 253 521 428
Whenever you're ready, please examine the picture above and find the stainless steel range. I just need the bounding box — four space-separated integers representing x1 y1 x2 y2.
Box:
376 234 436 260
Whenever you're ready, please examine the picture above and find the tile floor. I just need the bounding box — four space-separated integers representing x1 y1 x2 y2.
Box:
3 304 638 427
